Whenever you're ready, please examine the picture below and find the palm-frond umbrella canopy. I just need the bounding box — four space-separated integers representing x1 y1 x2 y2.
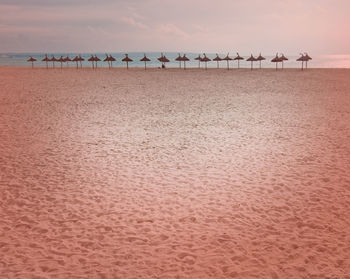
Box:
297 53 307 70
158 53 169 68
88 55 95 68
64 56 71 67
222 53 233 70
175 53 183 68
182 54 189 70
256 53 266 69
246 54 257 70
140 54 151 70
279 54 288 69
122 54 133 69
50 56 58 68
234 53 244 68
104 54 111 68
42 54 49 68
72 56 80 69
213 54 222 68
109 55 116 68
78 55 84 68
58 56 65 68
201 53 211 70
271 53 282 70
304 53 312 69
27 56 37 68
94 55 101 68
194 54 202 68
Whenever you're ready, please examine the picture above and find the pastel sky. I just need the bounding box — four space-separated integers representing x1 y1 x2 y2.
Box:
0 0 349 54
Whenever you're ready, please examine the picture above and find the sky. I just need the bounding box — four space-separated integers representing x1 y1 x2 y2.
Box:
0 0 349 55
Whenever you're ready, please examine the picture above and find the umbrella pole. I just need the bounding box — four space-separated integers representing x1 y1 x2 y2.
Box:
238 60 240 69
260 61 261 69
32 62 33 68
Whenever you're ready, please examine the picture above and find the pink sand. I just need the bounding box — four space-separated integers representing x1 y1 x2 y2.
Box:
0 67 349 278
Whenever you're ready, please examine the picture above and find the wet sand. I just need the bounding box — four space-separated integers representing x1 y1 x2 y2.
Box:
0 67 349 278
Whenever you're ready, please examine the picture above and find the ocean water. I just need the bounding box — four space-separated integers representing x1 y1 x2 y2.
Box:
1 52 350 68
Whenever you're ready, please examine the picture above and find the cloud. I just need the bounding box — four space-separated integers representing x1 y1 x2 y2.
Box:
120 16 148 30
156 23 190 39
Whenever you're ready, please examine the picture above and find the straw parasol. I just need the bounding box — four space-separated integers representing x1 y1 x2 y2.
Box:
304 53 312 69
140 53 151 70
42 54 49 68
72 56 80 69
27 56 36 68
182 54 189 70
279 54 288 69
109 55 116 68
50 55 58 68
271 53 282 70
122 54 133 69
58 56 65 68
213 54 222 69
78 55 84 68
175 53 183 69
158 53 169 68
234 53 244 68
201 53 211 70
256 53 266 69
246 54 257 70
94 55 101 68
222 53 233 70
104 54 111 68
88 55 95 69
64 56 71 67
194 54 202 68
297 53 307 70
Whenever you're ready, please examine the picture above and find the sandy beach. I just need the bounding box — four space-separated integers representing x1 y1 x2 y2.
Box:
0 67 349 278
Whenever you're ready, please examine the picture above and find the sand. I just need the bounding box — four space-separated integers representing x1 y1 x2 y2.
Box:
0 67 349 278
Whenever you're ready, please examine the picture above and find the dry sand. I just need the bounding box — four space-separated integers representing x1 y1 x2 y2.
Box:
0 67 349 278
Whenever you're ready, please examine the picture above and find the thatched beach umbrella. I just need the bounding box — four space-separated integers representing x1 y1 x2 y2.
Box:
140 54 151 70
234 53 244 68
88 55 95 69
280 54 288 69
297 53 307 70
175 53 183 68
271 53 282 70
104 54 111 68
222 53 233 70
194 54 202 68
158 53 169 68
246 54 257 70
122 54 133 69
78 55 84 68
64 56 71 67
213 54 223 69
201 53 211 70
94 55 101 68
42 54 49 69
304 53 312 69
256 53 266 69
58 56 65 68
27 56 36 68
182 54 189 70
109 55 116 68
72 56 80 69
50 55 58 68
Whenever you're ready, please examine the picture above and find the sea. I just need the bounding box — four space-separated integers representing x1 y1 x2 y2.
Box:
1 52 350 68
